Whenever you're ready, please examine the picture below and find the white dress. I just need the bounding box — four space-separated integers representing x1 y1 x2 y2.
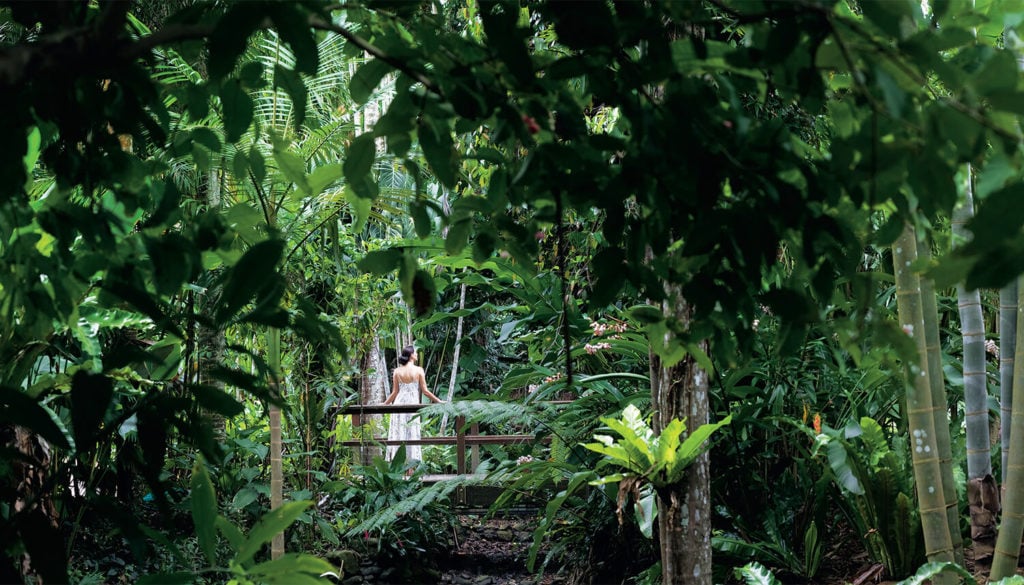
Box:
387 380 422 462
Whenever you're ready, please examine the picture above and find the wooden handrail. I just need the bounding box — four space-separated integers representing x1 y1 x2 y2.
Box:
338 403 543 475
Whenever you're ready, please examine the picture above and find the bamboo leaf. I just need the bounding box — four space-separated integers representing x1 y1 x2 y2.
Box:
190 459 219 566
235 501 313 565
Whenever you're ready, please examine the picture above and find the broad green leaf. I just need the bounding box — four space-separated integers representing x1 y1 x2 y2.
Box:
217 516 246 550
344 133 376 184
70 372 114 446
734 561 784 585
418 116 457 187
273 144 310 194
208 6 268 80
194 384 245 417
190 459 219 566
316 517 340 546
411 200 432 238
350 59 392 104
247 553 336 577
671 415 732 482
826 439 865 495
629 304 663 324
216 239 285 324
893 562 977 585
445 218 471 255
190 127 222 152
346 187 371 232
220 80 254 143
21 125 42 189
357 249 403 275
0 387 72 450
308 163 342 196
235 501 313 565
269 4 318 75
409 268 438 316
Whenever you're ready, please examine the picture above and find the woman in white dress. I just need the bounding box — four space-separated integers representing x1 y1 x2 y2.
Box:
383 345 442 464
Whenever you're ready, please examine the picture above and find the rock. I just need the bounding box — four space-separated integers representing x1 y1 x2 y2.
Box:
342 576 364 585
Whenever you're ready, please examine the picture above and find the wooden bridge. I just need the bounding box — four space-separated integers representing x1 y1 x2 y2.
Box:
337 403 543 509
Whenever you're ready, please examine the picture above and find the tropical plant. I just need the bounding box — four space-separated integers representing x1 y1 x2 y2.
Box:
823 417 924 579
141 458 336 585
328 447 456 583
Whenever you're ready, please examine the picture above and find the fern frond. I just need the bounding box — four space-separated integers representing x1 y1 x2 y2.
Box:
343 467 495 537
421 400 555 432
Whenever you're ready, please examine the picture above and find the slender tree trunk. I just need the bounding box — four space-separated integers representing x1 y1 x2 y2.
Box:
200 170 227 441
650 291 711 585
440 279 467 434
953 166 997 556
1001 280 1017 484
892 225 956 579
916 237 963 564
268 327 285 559
359 335 386 465
990 282 1024 579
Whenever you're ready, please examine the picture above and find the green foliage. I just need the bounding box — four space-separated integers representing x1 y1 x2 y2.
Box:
151 457 335 585
823 418 923 579
327 450 454 580
893 562 981 585
585 404 731 489
733 561 784 585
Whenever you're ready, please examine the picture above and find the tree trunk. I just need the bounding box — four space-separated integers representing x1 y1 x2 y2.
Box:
892 225 956 579
990 282 1024 579
916 237 963 563
1001 280 1017 484
650 294 711 585
440 279 467 434
953 165 996 556
268 327 285 560
199 170 227 442
359 335 386 465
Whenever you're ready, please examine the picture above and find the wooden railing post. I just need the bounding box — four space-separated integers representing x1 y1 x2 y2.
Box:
456 415 466 475
471 422 480 473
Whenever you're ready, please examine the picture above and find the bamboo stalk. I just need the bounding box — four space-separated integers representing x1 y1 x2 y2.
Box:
916 236 963 563
892 224 955 577
989 280 1024 579
1001 280 1017 483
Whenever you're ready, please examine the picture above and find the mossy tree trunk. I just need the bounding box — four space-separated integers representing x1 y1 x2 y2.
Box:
650 290 711 585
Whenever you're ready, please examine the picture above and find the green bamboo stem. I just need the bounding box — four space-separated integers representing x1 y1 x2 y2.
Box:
990 282 1024 579
953 169 992 483
916 236 964 564
892 224 956 576
1001 280 1017 484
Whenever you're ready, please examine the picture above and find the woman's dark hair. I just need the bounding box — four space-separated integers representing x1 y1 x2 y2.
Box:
398 345 415 365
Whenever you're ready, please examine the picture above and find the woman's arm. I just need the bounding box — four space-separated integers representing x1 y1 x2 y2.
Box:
419 369 442 403
383 371 399 404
